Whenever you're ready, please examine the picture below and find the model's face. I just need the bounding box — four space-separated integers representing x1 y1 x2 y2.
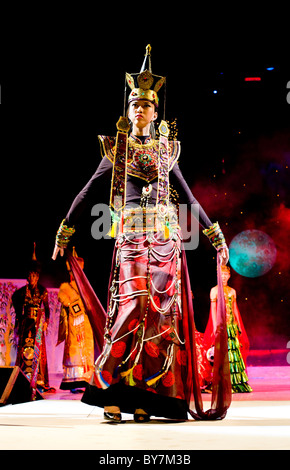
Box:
128 100 157 132
221 271 230 286
28 272 39 287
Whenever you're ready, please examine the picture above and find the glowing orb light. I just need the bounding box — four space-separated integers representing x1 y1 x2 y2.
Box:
229 230 277 278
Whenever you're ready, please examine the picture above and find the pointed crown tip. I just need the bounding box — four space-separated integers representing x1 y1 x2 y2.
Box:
146 44 152 55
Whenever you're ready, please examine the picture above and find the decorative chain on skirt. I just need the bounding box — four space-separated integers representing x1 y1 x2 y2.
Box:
94 230 188 401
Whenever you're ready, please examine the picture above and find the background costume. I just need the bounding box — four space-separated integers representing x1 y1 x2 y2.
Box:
201 265 252 393
54 45 231 420
12 248 51 392
57 248 94 390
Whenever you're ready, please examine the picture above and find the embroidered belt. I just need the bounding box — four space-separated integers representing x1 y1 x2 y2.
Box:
122 205 179 234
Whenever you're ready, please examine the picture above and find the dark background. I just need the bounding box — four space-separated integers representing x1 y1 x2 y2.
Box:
0 15 289 351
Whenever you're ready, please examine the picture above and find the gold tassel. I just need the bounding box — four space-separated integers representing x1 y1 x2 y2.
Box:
163 217 170 239
120 366 135 378
107 209 121 238
127 369 136 387
146 371 166 387
120 367 136 386
164 223 170 239
107 220 118 238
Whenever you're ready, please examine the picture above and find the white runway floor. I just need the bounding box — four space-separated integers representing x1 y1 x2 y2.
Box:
0 367 290 450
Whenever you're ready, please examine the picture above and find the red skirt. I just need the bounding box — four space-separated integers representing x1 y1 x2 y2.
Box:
94 232 187 399
79 230 231 420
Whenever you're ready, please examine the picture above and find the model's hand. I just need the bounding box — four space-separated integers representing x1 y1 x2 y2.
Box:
52 244 64 260
219 246 229 265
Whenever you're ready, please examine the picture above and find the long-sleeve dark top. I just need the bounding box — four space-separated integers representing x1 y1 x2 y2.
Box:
65 146 213 230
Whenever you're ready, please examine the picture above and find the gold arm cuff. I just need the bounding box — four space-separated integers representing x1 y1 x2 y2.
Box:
56 219 75 249
203 222 227 250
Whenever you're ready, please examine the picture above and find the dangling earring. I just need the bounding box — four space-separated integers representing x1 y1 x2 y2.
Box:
150 121 156 139
127 117 132 133
126 107 132 132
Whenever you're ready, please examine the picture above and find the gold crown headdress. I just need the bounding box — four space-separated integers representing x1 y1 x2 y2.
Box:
125 44 166 110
